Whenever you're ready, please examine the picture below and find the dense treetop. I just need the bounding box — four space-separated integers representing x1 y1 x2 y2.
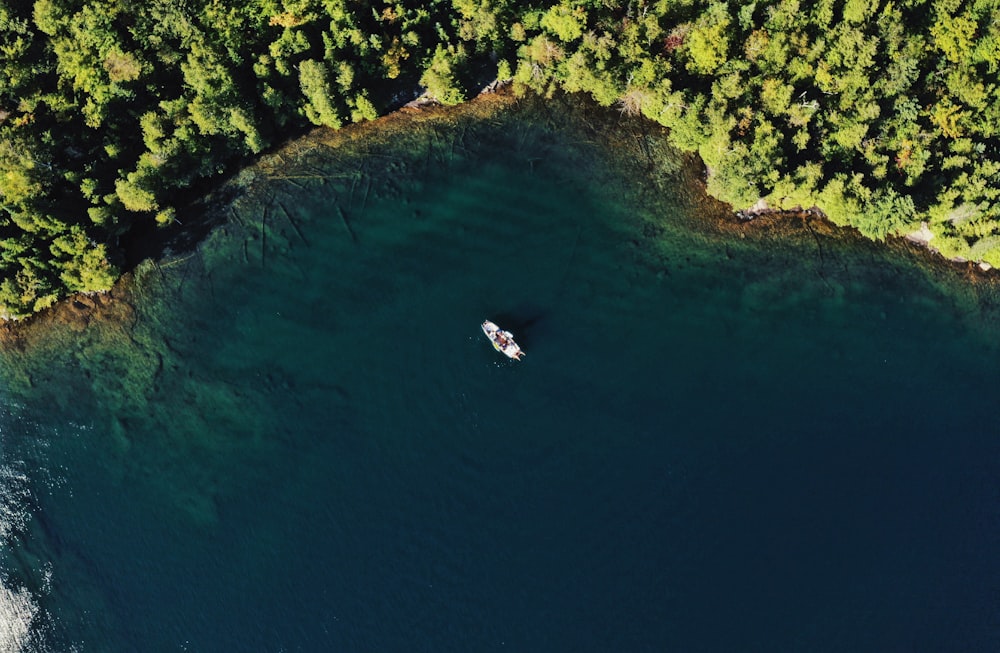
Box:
1 0 999 316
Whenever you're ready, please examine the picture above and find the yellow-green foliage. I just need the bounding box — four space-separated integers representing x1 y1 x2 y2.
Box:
684 10 730 75
298 59 344 128
540 4 586 43
419 45 467 105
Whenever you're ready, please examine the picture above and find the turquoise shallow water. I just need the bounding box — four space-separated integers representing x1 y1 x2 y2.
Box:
1 97 999 651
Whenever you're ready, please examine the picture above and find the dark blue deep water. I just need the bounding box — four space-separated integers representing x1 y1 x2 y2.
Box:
0 97 998 652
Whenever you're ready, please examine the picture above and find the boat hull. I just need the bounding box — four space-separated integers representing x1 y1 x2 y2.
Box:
482 320 525 360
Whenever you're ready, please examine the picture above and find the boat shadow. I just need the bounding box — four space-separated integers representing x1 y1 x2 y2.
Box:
491 304 547 349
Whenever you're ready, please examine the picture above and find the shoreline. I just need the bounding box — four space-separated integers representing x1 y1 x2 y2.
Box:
0 86 525 347
2 89 997 346
733 199 999 278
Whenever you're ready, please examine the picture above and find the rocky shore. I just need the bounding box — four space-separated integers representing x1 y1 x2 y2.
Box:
3 88 998 349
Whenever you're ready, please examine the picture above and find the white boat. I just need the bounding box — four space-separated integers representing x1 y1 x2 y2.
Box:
482 320 525 360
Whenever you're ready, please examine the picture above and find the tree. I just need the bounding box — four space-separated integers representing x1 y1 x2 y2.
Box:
540 3 586 43
50 226 118 293
419 45 466 105
684 3 731 76
298 59 343 127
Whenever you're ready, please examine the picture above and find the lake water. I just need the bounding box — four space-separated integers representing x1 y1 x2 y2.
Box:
0 94 998 652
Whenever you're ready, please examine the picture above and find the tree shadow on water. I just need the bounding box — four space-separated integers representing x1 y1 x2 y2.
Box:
119 186 241 269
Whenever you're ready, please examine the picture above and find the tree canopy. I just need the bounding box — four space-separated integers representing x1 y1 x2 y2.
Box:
2 0 1000 316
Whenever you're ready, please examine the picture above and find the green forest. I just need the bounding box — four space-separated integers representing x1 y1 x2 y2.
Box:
1 0 999 316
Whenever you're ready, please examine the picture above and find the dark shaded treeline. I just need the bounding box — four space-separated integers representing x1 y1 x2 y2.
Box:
1 0 998 316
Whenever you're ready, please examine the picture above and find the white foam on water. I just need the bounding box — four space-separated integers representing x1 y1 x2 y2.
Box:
0 465 31 542
0 408 64 653
0 463 46 653
0 580 40 652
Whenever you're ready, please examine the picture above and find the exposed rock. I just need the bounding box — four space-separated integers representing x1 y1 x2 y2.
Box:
905 221 934 245
479 78 512 95
403 92 440 109
735 200 824 223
